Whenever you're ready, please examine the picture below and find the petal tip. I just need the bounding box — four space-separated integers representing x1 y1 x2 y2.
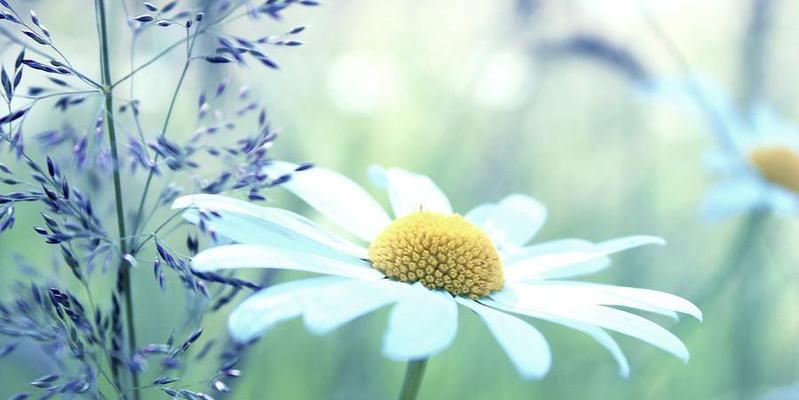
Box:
171 195 192 210
643 235 667 246
693 309 704 322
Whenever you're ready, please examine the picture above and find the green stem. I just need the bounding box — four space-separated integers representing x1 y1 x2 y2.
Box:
685 210 768 398
130 25 201 245
693 211 768 307
398 359 428 400
129 58 190 240
729 212 770 399
95 1 140 399
739 0 775 111
110 9 247 89
638 3 741 157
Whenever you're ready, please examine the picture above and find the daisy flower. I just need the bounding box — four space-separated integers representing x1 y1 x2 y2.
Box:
173 163 700 382
703 105 799 219
654 77 799 219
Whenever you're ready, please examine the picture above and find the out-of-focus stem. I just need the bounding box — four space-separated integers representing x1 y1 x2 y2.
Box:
740 0 776 111
638 3 741 157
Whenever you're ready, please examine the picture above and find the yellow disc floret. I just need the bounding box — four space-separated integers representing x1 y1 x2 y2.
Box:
368 211 504 298
750 145 799 193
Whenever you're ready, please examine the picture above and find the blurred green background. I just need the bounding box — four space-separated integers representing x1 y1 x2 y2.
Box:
2 0 799 398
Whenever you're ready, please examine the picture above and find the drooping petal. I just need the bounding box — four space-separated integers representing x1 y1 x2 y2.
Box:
267 162 392 242
191 244 384 280
174 194 368 259
382 285 458 361
370 166 452 217
506 282 702 321
504 236 665 281
302 279 410 335
472 195 547 250
488 286 690 362
533 314 630 378
228 277 343 342
456 297 551 379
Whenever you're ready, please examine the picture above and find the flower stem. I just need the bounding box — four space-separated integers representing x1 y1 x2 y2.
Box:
689 211 768 398
95 1 140 398
398 359 428 400
692 210 768 306
130 25 199 244
729 212 771 399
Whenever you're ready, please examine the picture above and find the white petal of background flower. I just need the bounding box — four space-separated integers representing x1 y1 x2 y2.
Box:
457 297 551 379
369 166 453 217
174 194 368 259
383 285 458 361
302 279 410 335
701 176 766 220
191 244 384 280
477 194 547 250
763 185 799 215
503 236 665 281
267 162 392 242
228 277 344 342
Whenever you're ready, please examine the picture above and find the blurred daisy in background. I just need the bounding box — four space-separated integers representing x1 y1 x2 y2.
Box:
653 77 795 399
653 77 799 220
174 164 700 389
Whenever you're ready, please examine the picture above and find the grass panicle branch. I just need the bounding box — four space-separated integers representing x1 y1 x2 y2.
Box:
0 0 314 397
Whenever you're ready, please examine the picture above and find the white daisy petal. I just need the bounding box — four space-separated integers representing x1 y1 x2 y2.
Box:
228 277 342 342
302 279 410 335
534 315 630 378
174 194 368 259
464 203 494 226
479 195 547 249
504 235 665 281
502 239 595 262
508 282 702 321
267 162 392 242
381 167 453 217
383 285 458 361
191 244 384 280
367 165 390 189
486 291 690 362
764 185 799 215
456 297 551 379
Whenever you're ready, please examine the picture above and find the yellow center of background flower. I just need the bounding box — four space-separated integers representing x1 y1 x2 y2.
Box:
749 145 799 193
368 211 504 298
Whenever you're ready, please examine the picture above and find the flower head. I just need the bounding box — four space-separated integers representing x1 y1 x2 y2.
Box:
653 77 799 218
369 211 504 298
749 145 799 193
174 163 700 379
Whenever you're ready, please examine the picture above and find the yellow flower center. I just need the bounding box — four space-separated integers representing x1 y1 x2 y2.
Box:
749 145 799 193
368 211 504 298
